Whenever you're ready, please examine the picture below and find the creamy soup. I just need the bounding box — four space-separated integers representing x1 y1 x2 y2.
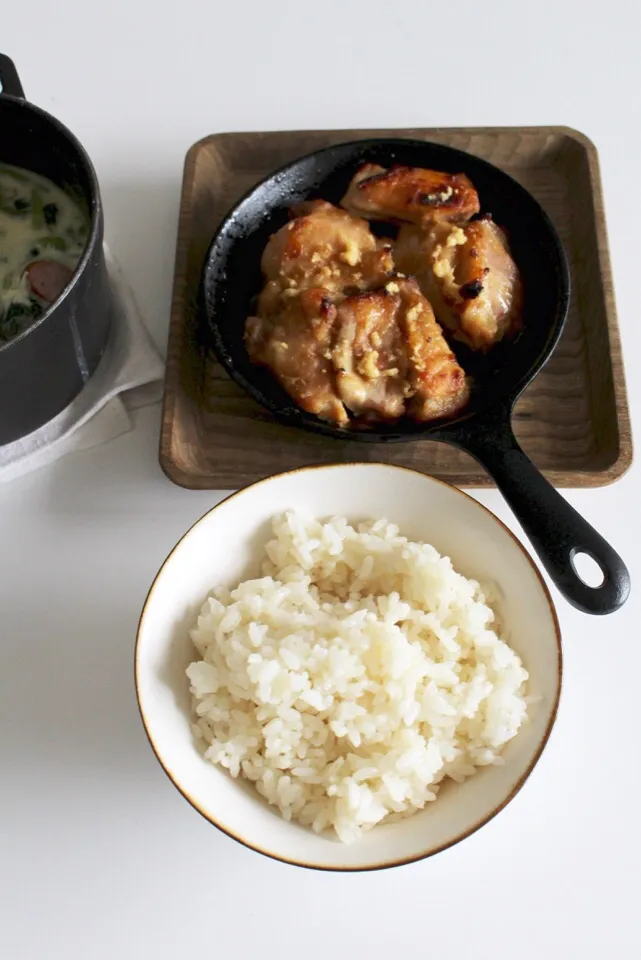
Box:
0 163 89 343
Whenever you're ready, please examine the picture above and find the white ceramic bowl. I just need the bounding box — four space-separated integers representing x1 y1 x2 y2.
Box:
135 464 561 871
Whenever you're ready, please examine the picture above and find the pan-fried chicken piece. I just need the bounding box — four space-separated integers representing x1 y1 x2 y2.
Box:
245 202 470 426
245 288 348 425
332 288 408 420
258 200 394 317
395 215 522 351
332 278 469 421
246 278 468 425
341 163 480 227
398 278 471 420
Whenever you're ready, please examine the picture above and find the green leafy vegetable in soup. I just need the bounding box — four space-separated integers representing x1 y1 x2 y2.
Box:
0 163 89 343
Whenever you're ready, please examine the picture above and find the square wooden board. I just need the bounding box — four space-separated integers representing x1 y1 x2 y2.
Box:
160 127 632 489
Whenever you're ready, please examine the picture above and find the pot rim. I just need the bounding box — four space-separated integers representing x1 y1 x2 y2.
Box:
0 93 103 355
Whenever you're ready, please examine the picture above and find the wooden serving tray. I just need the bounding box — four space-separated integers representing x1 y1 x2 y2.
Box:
160 127 632 489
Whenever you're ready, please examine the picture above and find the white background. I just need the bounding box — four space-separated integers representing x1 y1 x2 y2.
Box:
1 2 640 957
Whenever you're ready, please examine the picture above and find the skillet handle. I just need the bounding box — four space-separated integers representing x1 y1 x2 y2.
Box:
0 54 25 99
454 411 630 615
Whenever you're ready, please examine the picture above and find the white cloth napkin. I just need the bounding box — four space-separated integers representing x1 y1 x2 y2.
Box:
0 249 164 483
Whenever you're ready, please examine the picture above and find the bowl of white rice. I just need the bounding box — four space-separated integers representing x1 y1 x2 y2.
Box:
135 463 561 871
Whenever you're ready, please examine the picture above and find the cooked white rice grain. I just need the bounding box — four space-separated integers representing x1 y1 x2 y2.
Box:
186 512 529 843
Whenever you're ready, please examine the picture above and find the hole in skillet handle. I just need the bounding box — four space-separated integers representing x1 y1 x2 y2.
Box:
571 551 605 589
0 54 25 99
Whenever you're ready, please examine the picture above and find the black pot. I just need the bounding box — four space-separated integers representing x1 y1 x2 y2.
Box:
0 54 113 444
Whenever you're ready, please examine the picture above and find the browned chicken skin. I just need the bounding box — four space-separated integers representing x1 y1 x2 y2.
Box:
331 279 469 421
246 287 349 425
398 278 471 420
395 216 523 352
258 199 394 316
332 287 408 420
245 202 469 425
341 163 480 227
247 201 393 425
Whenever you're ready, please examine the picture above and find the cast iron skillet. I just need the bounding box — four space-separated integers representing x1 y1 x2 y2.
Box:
200 138 630 615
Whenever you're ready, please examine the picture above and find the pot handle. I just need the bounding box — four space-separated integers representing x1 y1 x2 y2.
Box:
0 54 25 99
452 408 630 615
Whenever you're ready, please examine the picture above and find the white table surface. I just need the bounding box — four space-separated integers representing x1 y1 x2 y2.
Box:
1 3 640 957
